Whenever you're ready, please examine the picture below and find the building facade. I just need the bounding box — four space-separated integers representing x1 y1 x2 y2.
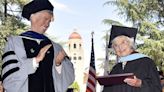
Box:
66 30 85 92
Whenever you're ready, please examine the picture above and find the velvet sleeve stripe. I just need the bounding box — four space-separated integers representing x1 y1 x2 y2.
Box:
2 59 18 69
2 51 15 60
2 67 19 81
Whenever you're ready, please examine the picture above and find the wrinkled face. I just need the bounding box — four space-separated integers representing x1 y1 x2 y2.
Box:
31 10 53 34
112 36 133 57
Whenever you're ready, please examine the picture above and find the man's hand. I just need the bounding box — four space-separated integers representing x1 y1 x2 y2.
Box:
124 76 142 87
35 44 52 63
55 49 66 66
0 81 3 92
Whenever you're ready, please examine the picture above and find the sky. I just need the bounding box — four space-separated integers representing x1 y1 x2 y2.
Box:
47 0 126 69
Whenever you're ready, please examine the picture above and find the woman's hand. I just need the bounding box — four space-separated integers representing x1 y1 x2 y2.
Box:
124 76 142 87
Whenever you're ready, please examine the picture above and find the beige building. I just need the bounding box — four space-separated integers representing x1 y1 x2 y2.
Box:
66 30 85 92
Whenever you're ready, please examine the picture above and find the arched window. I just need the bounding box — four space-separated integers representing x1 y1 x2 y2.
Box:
73 57 77 60
79 44 81 49
74 44 76 48
78 56 82 60
69 44 71 49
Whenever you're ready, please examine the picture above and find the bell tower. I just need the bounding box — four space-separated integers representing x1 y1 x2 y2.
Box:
66 29 84 92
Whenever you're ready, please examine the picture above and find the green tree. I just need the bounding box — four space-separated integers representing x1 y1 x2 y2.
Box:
104 0 164 26
0 0 29 71
68 81 80 92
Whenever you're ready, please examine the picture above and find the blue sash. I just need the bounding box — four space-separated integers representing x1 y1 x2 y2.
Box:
118 53 148 63
20 31 48 40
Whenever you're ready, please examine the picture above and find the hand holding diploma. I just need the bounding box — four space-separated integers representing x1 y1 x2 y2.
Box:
124 76 142 87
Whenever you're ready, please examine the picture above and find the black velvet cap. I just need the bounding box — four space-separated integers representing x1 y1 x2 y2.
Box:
67 88 74 92
108 25 138 48
22 0 54 20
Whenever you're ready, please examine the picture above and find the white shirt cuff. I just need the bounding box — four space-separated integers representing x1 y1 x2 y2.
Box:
32 58 39 70
55 64 62 74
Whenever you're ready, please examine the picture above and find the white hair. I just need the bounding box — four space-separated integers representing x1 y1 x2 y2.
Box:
112 35 136 50
30 10 54 21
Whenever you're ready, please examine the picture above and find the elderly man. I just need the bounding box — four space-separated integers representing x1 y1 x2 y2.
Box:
1 0 74 92
103 25 162 92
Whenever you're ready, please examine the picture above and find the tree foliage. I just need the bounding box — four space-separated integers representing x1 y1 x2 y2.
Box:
0 0 29 71
68 81 80 92
104 0 164 25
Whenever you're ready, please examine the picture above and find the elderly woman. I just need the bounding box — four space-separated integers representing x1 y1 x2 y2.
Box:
103 25 162 92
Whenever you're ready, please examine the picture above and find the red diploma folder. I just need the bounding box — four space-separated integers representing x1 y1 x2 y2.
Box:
96 73 134 86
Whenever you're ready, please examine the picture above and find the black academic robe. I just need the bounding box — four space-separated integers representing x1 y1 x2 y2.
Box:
22 38 55 92
103 57 162 92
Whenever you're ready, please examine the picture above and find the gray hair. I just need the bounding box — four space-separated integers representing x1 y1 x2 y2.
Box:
111 35 136 50
43 10 53 15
